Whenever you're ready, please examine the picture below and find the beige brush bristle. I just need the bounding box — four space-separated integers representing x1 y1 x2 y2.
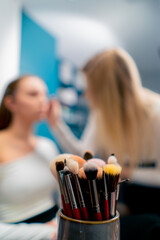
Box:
78 167 87 179
50 153 72 179
108 155 118 165
97 167 103 179
68 158 79 174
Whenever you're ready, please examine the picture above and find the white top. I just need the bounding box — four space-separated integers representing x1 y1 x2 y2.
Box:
0 222 57 240
0 137 59 239
53 103 160 187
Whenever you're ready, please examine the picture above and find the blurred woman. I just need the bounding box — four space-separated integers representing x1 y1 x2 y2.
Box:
49 48 160 183
0 75 59 240
48 48 160 240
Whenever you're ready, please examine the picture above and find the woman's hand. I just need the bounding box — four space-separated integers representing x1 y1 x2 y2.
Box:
47 99 62 128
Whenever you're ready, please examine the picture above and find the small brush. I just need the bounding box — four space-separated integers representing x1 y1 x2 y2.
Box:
68 159 89 220
50 157 73 218
96 167 109 220
83 162 102 221
119 179 129 184
50 153 72 180
83 150 94 160
64 166 81 220
104 164 122 218
55 161 67 215
107 153 118 165
78 167 91 214
102 169 109 220
59 170 73 218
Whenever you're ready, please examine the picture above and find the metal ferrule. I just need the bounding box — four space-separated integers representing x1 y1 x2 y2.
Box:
102 171 108 200
109 191 116 218
89 179 101 213
75 174 86 208
65 173 78 209
116 185 120 201
59 171 70 204
57 173 64 195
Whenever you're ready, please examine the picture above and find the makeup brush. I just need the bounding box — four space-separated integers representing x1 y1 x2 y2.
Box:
96 167 109 220
50 153 72 180
107 154 118 165
58 169 73 218
116 179 129 207
83 150 94 160
50 155 73 217
102 169 109 220
55 161 67 215
104 164 122 218
119 179 129 184
68 159 89 220
78 167 91 215
83 162 102 221
64 166 81 220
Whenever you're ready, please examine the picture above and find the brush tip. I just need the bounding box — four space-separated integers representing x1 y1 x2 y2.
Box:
83 162 98 180
78 168 86 179
104 164 122 175
108 154 118 165
55 161 64 172
64 166 70 175
68 158 79 174
83 150 94 160
97 167 103 179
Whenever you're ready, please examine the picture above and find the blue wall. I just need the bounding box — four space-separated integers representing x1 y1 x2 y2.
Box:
20 10 60 142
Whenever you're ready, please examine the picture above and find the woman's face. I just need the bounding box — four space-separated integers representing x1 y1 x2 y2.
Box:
12 76 49 122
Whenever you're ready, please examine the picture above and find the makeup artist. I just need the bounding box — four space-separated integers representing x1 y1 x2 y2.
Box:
0 75 59 240
48 48 160 240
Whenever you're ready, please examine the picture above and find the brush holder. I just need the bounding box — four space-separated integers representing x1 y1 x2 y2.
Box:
57 209 120 240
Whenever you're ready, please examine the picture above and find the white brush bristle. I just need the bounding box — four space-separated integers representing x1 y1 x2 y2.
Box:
68 158 79 174
108 155 118 165
83 162 98 172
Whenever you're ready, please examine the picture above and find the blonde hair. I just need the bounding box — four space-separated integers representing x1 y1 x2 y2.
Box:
83 48 156 166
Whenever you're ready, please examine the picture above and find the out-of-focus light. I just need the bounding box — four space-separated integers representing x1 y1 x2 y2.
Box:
74 71 86 91
58 87 78 106
59 60 73 85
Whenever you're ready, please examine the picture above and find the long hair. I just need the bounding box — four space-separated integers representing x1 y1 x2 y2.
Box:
83 48 156 166
0 75 31 130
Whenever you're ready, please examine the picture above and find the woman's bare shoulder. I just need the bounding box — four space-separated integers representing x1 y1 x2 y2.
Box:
0 130 8 143
0 131 8 161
